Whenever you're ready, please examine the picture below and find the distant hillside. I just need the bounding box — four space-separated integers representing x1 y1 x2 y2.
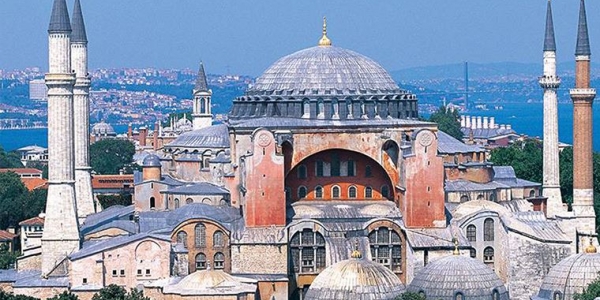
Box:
391 62 600 82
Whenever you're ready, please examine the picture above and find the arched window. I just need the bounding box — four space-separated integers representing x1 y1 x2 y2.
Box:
195 253 206 270
369 228 402 272
469 248 476 258
553 291 562 300
201 198 211 204
484 247 494 262
484 218 494 241
297 165 307 179
348 186 357 198
213 230 225 248
186 198 193 204
290 229 326 273
315 186 323 199
214 252 225 269
174 198 180 209
466 225 476 242
381 185 390 199
529 189 536 198
302 100 310 118
194 224 206 248
490 193 497 202
477 194 485 200
460 195 470 202
176 231 187 248
365 186 373 198
332 186 341 198
455 292 464 300
492 289 500 300
298 186 307 199
317 99 324 118
365 165 372 177
150 197 155 209
315 160 324 177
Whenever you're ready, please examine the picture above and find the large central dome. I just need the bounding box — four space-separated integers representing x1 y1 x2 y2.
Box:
248 46 400 96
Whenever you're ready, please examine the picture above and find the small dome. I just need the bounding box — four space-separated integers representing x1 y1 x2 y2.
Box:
407 255 509 300
305 256 405 300
162 269 256 296
142 154 161 167
91 122 116 136
176 269 237 290
536 252 600 300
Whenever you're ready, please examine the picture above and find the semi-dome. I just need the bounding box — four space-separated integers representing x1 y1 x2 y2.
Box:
248 46 400 96
304 249 405 300
229 20 418 121
162 268 256 296
407 254 509 300
142 154 161 167
535 247 600 300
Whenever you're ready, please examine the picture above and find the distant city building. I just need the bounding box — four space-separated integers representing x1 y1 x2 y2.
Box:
15 145 48 167
28 79 47 101
460 115 520 148
0 168 47 191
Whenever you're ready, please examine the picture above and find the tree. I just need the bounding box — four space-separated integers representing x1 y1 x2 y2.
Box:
97 192 132 210
574 276 600 300
47 292 79 300
92 285 150 300
428 106 463 141
489 139 544 184
89 139 136 175
0 244 17 269
0 171 47 229
395 292 425 300
0 290 39 300
0 146 24 168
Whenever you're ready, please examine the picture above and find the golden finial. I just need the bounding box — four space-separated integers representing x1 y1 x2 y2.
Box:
318 16 332 47
351 239 362 259
452 237 460 255
585 237 597 254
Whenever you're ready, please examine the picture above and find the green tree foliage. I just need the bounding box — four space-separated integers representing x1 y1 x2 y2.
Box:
559 147 574 205
92 284 150 300
27 161 48 179
47 292 79 300
0 171 47 229
489 139 544 184
0 244 17 269
89 139 136 175
574 276 600 300
395 292 426 300
0 290 40 300
428 106 463 141
0 146 23 168
97 192 132 210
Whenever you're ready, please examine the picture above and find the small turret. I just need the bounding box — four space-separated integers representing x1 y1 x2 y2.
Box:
192 62 213 130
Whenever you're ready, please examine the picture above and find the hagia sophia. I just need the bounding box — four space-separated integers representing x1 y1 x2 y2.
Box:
0 0 599 300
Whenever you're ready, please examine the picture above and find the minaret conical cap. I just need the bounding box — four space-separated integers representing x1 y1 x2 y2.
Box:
575 0 591 56
48 0 72 33
194 62 209 92
71 0 88 43
544 0 556 52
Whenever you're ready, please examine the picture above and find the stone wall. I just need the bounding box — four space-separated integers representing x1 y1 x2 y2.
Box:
171 219 231 273
507 233 570 300
231 245 287 274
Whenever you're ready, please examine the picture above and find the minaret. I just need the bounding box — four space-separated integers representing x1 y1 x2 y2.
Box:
540 0 562 218
71 0 95 222
570 0 596 235
42 0 80 276
192 62 212 130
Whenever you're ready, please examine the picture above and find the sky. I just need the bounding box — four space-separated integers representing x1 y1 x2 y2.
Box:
1 0 599 76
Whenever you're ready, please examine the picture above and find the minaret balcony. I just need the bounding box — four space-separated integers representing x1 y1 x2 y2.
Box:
570 88 596 96
539 76 560 88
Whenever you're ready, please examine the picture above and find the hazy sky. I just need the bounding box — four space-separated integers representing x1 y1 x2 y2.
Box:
1 0 598 76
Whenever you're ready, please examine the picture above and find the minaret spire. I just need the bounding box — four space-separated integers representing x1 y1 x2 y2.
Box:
42 0 80 276
192 62 213 130
575 0 591 56
540 0 562 219
543 0 556 52
72 0 96 222
570 0 597 251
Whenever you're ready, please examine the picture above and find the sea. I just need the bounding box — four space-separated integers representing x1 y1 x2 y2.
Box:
1 103 600 151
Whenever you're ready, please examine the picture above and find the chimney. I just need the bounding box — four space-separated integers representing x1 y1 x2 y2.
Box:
465 115 471 128
127 123 132 139
483 117 489 129
139 127 147 147
506 124 512 130
490 117 496 128
476 116 482 129
500 125 506 130
153 122 159 151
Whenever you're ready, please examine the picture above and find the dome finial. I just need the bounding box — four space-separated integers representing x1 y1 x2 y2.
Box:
585 237 597 254
351 239 362 259
452 237 460 255
318 16 332 47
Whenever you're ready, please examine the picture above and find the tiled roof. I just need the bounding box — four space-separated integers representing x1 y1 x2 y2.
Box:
167 124 230 149
71 233 171 260
0 230 17 241
19 216 45 226
437 131 484 154
0 168 42 175
91 174 134 189
162 182 229 196
21 178 48 191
